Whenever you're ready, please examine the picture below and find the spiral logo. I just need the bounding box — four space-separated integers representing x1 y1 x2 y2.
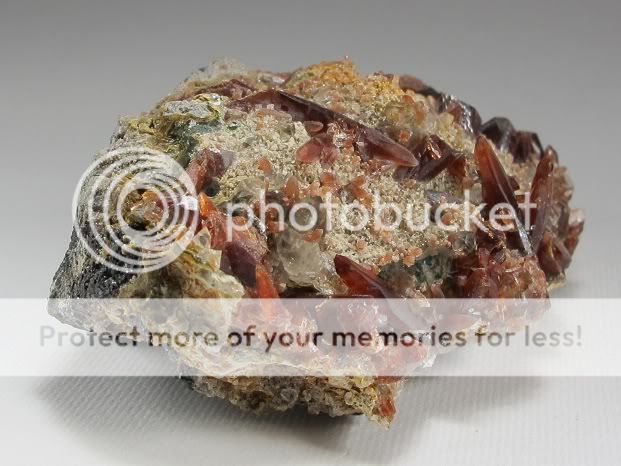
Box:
73 146 199 274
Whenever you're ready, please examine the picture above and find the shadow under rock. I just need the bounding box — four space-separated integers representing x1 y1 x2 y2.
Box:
38 376 356 465
38 373 541 465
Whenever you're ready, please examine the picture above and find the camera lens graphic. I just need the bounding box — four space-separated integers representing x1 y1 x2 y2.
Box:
73 146 199 273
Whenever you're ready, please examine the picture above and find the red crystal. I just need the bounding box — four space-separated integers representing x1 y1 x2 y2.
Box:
334 255 397 298
283 176 300 201
529 150 556 250
394 135 466 181
221 241 259 287
296 137 323 163
537 231 572 277
564 209 585 255
359 127 419 167
230 89 334 125
398 74 442 100
480 117 543 163
296 133 339 165
439 95 482 137
450 228 548 299
375 392 396 419
185 148 234 193
198 197 267 263
523 145 583 279
255 265 280 298
345 176 373 208
474 136 532 254
303 120 325 135
481 117 515 152
512 131 543 163
475 136 520 210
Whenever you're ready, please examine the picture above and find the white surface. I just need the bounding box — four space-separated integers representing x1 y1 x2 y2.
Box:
2 376 619 465
1 0 620 464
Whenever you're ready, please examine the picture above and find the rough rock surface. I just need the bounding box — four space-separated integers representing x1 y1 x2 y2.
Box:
50 59 583 426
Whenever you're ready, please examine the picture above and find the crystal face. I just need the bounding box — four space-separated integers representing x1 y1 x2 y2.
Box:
50 59 583 426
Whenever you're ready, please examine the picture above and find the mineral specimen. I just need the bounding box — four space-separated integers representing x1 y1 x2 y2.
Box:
50 58 583 426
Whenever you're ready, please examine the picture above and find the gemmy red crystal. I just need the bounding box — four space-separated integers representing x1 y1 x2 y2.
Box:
474 136 532 254
394 135 466 182
334 255 398 298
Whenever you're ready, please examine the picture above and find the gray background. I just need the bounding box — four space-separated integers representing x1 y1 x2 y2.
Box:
0 0 619 298
0 0 620 464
